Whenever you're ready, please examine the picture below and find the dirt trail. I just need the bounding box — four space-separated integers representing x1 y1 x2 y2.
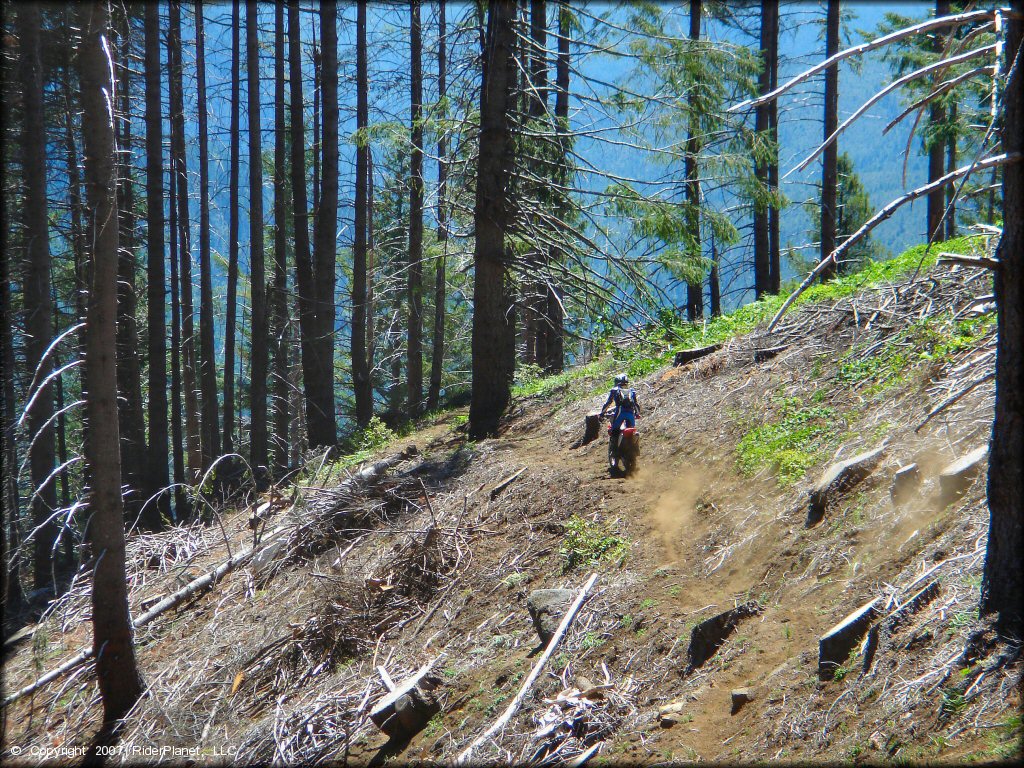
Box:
497 419 707 565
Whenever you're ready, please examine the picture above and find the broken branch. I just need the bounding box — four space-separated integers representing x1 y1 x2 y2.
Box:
730 9 994 113
937 253 1000 270
490 467 527 500
766 152 1019 332
1 447 418 709
455 573 598 765
787 45 996 178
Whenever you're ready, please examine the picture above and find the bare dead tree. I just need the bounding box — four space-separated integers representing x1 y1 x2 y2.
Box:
77 0 145 725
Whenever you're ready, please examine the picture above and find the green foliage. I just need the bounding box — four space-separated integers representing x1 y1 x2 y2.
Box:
502 572 528 588
560 515 629 572
736 397 840 486
310 416 399 480
351 416 396 453
653 235 986 353
602 4 764 297
838 308 995 394
512 356 615 400
803 153 887 274
626 353 668 380
940 688 968 717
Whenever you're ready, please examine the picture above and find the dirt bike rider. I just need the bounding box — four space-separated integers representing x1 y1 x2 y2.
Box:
600 374 641 440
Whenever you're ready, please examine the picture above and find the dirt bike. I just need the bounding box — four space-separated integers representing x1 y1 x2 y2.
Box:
604 413 639 476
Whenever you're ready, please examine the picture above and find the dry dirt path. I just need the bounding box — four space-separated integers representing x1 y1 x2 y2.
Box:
482 408 834 762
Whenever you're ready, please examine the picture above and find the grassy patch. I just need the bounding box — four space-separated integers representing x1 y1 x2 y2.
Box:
501 572 529 588
839 311 995 395
736 397 841 486
511 236 986 404
653 235 986 353
560 514 629 572
512 356 615 400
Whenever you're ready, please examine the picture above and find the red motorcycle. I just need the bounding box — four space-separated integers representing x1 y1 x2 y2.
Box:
605 416 639 476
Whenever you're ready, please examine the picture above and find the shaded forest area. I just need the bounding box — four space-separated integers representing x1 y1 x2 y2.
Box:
1 0 1022 743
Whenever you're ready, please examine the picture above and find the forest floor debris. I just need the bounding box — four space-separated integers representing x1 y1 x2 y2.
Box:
2 260 1021 765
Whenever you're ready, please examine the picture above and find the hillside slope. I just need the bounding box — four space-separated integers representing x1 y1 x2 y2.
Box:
3 252 1021 766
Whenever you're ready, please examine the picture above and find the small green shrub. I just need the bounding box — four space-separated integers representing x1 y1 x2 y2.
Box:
580 631 605 650
353 415 396 452
940 688 968 717
736 397 840 486
626 353 668 380
560 514 629 572
502 572 528 588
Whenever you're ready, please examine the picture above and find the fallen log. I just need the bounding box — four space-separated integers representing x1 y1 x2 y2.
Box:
369 658 443 740
1 446 418 710
754 344 789 364
489 467 527 500
674 344 721 367
455 573 598 765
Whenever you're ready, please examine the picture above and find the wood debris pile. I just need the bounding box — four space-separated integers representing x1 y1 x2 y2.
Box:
524 675 636 766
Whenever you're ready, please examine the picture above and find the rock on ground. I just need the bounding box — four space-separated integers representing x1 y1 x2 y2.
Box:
527 588 574 645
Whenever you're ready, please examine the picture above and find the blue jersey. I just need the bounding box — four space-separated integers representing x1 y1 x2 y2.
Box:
604 386 637 414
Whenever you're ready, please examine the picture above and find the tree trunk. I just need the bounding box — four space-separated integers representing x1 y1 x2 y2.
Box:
546 0 569 374
820 0 840 282
767 3 780 294
310 0 338 447
195 0 220 468
469 0 518 439
1 160 25 614
367 146 376 377
114 16 148 521
167 138 188 521
223 0 241 455
168 0 202 483
407 0 425 419
427 0 448 411
528 0 550 365
143 0 170 530
272 0 290 475
247 0 269 474
52 296 71 556
709 231 721 317
62 23 88 351
981 0 1023 639
288 0 322 451
752 0 775 298
927 0 951 241
17 2 57 591
945 100 957 240
77 0 145 724
352 0 372 427
685 0 703 322
313 43 321 215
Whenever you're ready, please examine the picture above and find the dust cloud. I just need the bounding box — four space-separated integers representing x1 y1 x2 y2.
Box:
641 466 706 564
